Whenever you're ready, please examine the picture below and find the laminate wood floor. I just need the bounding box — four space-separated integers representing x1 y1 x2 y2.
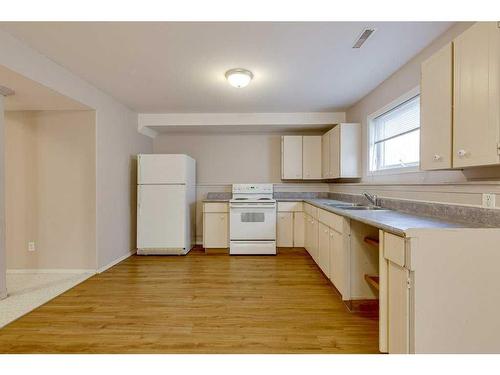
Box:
0 248 379 353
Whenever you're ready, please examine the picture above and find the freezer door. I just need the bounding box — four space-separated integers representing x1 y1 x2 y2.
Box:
138 154 192 184
137 185 186 249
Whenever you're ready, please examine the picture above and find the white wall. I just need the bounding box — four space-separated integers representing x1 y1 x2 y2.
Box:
0 96 6 299
334 22 500 207
0 30 153 270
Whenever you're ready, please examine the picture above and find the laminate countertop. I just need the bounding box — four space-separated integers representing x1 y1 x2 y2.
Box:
203 197 489 236
302 199 485 237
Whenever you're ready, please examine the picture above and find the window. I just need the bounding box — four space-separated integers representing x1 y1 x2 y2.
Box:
369 93 420 173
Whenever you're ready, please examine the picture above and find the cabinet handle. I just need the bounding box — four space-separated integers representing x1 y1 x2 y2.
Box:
457 149 467 158
220 216 225 219
433 154 442 161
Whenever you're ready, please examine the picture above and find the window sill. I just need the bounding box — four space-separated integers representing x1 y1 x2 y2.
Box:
367 166 420 177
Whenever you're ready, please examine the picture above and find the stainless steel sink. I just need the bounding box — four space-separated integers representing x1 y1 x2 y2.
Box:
341 205 388 211
324 203 356 208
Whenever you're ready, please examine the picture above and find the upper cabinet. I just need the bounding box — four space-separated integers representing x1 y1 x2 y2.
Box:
282 124 361 181
322 132 330 178
323 123 361 179
453 22 500 168
281 135 303 179
281 135 321 180
421 22 500 170
420 43 453 170
302 136 322 179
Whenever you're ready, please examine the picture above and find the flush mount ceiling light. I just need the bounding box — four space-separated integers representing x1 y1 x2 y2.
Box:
0 85 15 96
225 68 254 88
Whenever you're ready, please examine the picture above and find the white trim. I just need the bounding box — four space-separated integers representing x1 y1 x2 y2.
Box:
7 269 95 274
366 165 420 176
97 249 136 274
138 124 159 139
139 112 346 136
367 86 421 176
139 112 346 127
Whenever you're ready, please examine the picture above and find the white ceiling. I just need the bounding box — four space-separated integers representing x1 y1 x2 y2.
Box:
0 22 453 113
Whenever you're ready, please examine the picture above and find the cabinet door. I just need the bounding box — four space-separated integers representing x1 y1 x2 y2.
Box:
203 213 228 248
304 214 311 254
310 218 319 263
303 136 322 179
453 22 500 168
277 212 293 247
330 126 341 178
318 222 330 275
420 43 453 170
322 131 331 179
282 136 303 179
293 211 305 247
387 261 410 354
329 229 345 296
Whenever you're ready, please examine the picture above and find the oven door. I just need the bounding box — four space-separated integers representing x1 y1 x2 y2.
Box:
230 203 277 240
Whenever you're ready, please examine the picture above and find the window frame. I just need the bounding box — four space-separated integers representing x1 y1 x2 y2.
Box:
367 86 421 176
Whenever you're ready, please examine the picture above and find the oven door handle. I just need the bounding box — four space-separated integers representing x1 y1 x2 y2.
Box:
230 204 276 209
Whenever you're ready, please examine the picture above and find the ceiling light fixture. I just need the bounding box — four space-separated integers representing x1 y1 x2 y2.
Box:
0 85 15 96
225 68 253 88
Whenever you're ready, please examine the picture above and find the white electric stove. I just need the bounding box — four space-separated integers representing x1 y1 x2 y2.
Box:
229 184 277 255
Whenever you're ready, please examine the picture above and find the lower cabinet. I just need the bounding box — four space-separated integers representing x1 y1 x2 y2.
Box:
310 217 319 262
380 231 410 354
277 202 305 248
293 212 305 247
203 203 229 249
318 222 330 276
329 228 345 297
304 213 312 254
277 212 294 247
387 260 410 354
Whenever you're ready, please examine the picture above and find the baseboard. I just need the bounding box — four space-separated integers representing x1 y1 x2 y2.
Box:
6 269 95 274
97 249 136 273
345 299 379 312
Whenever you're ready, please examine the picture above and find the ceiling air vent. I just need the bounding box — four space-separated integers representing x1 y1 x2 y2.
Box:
352 28 376 49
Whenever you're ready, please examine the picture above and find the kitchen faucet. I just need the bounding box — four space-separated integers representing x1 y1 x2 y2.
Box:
363 191 378 206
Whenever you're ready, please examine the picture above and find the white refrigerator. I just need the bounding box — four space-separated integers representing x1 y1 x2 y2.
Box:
137 154 196 255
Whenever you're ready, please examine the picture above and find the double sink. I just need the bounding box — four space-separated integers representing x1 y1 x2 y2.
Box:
324 202 388 211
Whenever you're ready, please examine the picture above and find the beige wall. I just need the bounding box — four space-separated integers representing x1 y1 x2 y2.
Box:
154 133 294 184
5 110 97 270
336 22 500 207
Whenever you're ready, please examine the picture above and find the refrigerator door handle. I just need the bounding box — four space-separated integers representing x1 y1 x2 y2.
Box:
138 189 141 216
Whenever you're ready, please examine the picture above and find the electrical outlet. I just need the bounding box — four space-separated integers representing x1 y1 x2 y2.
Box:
482 193 496 208
28 241 36 252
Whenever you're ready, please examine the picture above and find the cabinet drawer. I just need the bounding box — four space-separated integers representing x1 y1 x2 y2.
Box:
278 201 303 212
318 209 344 233
203 202 229 213
304 203 318 219
383 232 406 267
